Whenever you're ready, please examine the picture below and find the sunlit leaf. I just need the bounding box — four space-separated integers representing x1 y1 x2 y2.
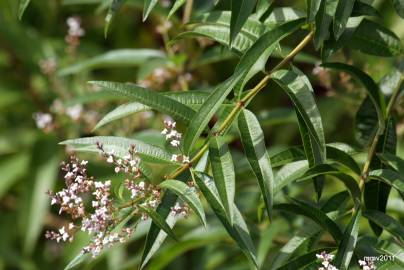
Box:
230 0 257 45
333 0 355 39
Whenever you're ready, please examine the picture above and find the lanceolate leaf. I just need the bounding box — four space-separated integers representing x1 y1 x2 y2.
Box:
230 0 257 45
349 19 404 57
89 81 195 124
18 0 31 19
234 19 305 98
392 0 404 18
274 160 309 193
363 210 404 244
306 0 322 22
368 169 404 193
209 136 235 224
333 0 356 39
140 191 178 269
374 240 404 266
139 205 177 241
272 67 326 161
60 136 174 164
334 209 361 270
160 179 206 227
314 0 338 49
167 0 186 19
271 192 347 268
104 0 126 37
59 49 165 76
274 200 343 242
94 91 211 130
174 11 265 54
378 153 404 174
143 0 159 21
193 171 258 267
238 109 274 220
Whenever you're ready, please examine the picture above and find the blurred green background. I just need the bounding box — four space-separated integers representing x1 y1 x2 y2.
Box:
0 0 403 269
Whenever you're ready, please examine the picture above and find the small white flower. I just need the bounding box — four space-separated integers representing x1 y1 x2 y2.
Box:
171 154 178 162
161 128 168 135
183 156 190 163
106 155 114 163
170 140 180 147
114 167 120 173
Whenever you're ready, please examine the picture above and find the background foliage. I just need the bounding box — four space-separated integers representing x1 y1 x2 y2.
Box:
0 0 404 269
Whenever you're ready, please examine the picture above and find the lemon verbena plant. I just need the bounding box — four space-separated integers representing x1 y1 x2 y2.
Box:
17 0 404 269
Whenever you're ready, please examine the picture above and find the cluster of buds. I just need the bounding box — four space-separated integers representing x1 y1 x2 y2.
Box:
82 228 133 257
45 225 74 243
359 259 376 270
125 180 161 208
170 202 190 216
33 112 54 132
39 58 57 76
65 16 85 54
97 143 141 179
316 251 338 270
161 120 182 147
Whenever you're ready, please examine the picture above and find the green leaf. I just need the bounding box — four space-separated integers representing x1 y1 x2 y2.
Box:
140 191 178 269
230 0 257 45
374 240 404 266
254 0 272 20
159 179 206 227
264 7 306 26
314 0 338 49
271 192 347 268
209 136 235 224
104 0 126 37
307 0 322 22
64 253 91 270
274 200 343 242
363 210 404 244
352 1 381 17
270 146 305 167
349 19 403 57
322 63 386 132
139 205 177 241
272 67 326 161
276 247 336 270
143 0 159 21
274 160 309 193
167 0 186 19
24 137 59 255
89 81 195 124
326 145 361 175
392 0 404 18
193 171 258 267
58 49 165 76
378 153 404 174
18 0 31 19
298 164 361 206
333 0 355 39
174 11 265 54
234 19 305 98
334 209 361 270
182 76 242 154
0 154 29 199
93 91 211 130
368 169 404 194
238 109 274 220
60 136 174 164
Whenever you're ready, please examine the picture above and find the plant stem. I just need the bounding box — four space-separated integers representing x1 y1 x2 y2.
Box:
166 31 314 179
359 76 404 192
182 0 193 24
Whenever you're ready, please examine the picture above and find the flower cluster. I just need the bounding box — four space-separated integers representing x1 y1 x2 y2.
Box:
97 143 141 178
359 259 376 270
65 16 85 53
316 251 338 270
161 120 190 164
46 156 133 257
39 58 57 75
125 180 161 208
